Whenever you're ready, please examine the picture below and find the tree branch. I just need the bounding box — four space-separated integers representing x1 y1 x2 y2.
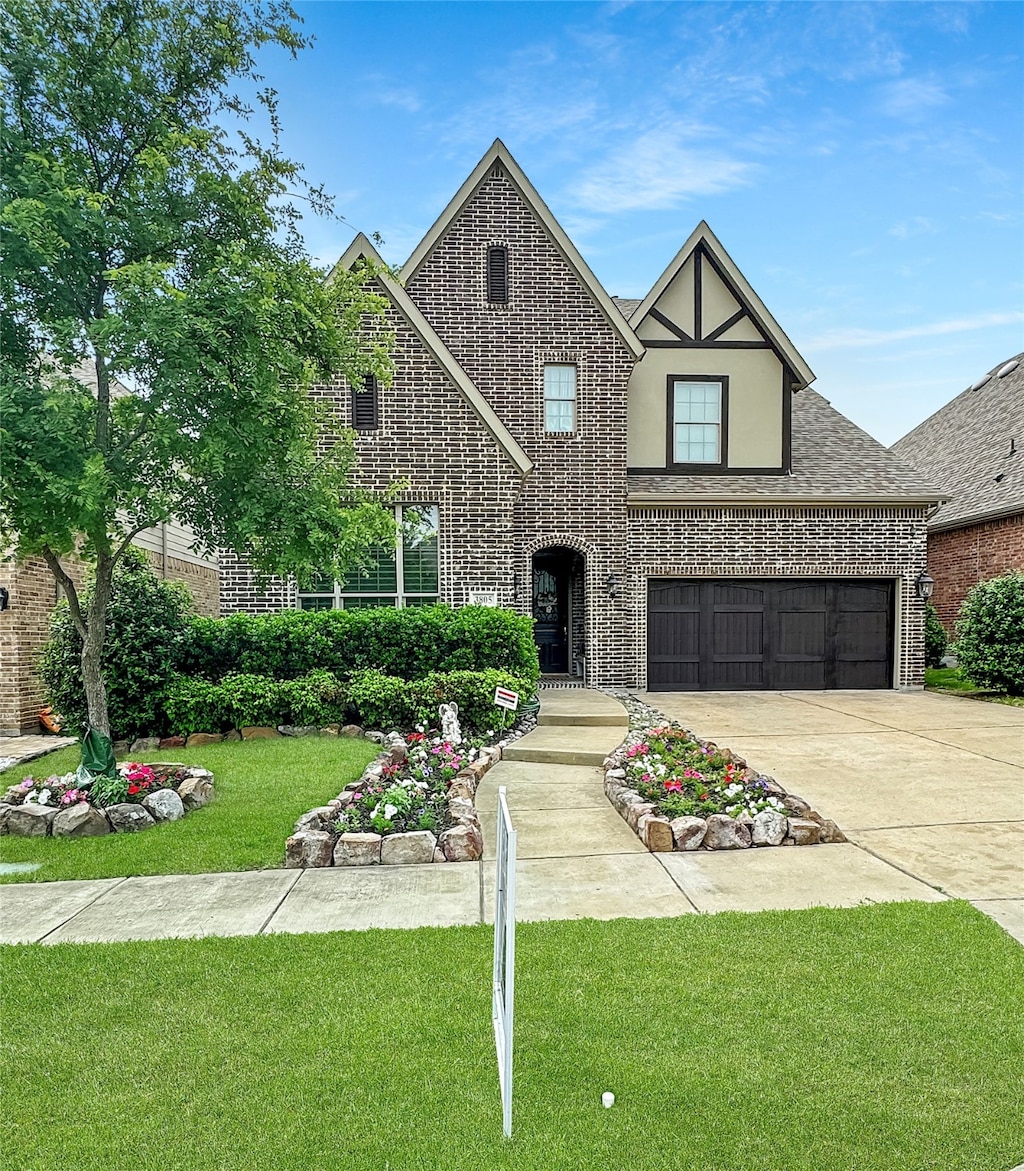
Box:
40 547 87 641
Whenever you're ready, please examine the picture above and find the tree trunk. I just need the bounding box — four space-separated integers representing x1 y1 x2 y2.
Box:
80 554 114 739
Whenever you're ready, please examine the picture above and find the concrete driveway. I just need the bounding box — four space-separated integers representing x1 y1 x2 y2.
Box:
641 689 1024 942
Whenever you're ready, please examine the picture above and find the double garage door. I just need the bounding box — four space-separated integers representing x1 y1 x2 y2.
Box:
647 578 895 691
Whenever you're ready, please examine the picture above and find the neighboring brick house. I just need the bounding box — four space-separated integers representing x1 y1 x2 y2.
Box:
892 353 1024 631
0 366 219 735
223 139 944 691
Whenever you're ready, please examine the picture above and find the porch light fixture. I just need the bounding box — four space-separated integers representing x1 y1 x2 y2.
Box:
0 586 8 612
604 574 620 598
512 572 522 603
915 571 935 602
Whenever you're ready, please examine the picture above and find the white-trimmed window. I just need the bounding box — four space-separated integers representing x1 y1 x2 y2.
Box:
544 364 577 433
672 379 723 465
297 505 439 610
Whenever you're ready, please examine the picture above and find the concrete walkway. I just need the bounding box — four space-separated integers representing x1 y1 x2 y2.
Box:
1 688 1020 944
0 733 77 769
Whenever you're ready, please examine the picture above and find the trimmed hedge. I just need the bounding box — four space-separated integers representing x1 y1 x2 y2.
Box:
348 668 531 733
177 605 539 689
164 669 348 736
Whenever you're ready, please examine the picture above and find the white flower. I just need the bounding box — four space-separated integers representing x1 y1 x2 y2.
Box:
384 803 398 819
37 788 52 806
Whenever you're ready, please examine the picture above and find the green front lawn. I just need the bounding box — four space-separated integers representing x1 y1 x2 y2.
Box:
2 901 1022 1170
0 737 377 883
925 667 1024 706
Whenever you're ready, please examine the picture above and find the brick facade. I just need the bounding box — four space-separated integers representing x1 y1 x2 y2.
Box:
927 513 1024 630
219 151 934 691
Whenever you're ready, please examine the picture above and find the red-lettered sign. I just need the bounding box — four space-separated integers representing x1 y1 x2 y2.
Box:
494 686 520 711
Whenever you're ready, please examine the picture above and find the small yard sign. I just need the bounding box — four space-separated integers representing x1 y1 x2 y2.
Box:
492 786 517 1139
494 686 519 711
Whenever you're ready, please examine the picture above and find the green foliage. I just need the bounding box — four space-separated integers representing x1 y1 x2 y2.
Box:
954 572 1024 695
180 605 539 687
924 602 948 668
38 551 193 739
163 670 348 735
88 773 129 809
348 668 530 733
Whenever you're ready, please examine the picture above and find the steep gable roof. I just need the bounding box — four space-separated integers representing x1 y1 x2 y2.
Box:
401 139 644 360
330 234 533 478
628 222 816 391
629 388 946 506
891 353 1023 531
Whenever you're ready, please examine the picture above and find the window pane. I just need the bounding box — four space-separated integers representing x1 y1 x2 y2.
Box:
403 596 439 607
340 545 397 594
298 596 336 611
674 381 721 423
544 365 576 400
673 382 722 463
401 505 439 593
341 596 397 610
303 575 335 595
675 422 720 464
545 398 575 432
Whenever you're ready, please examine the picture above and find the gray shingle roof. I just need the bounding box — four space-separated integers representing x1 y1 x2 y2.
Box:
612 296 642 319
628 388 946 504
891 353 1024 530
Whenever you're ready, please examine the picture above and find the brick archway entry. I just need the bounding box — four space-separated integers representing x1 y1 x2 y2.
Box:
531 546 586 677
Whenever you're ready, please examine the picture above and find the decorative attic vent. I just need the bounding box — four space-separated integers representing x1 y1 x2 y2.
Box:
352 374 379 430
487 245 509 304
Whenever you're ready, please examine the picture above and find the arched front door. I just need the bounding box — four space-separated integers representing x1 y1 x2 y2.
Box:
531 547 585 675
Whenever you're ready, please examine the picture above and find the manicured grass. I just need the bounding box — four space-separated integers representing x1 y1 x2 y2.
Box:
1 901 1021 1170
925 667 1024 706
0 737 377 884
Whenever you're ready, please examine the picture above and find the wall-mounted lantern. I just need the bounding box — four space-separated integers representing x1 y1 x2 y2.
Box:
604 574 620 598
512 572 522 604
0 586 9 612
915 571 935 602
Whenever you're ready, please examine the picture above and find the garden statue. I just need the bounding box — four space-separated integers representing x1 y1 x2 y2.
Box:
439 702 462 746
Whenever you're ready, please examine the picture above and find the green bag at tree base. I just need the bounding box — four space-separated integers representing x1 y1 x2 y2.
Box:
75 727 117 786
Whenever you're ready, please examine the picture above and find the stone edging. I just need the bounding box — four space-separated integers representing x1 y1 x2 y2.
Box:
600 690 845 853
285 731 502 868
0 765 214 839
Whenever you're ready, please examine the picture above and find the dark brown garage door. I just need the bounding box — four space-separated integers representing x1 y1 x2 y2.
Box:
647 579 894 691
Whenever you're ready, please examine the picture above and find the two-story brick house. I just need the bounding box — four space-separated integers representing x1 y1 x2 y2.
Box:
221 140 944 691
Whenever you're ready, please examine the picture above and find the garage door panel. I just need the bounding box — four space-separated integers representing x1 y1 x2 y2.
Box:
647 578 893 691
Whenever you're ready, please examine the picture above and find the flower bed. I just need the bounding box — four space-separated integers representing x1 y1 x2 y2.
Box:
604 722 845 852
0 762 214 839
286 728 503 868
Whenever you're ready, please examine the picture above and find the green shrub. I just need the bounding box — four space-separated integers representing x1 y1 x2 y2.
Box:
163 670 348 735
179 605 539 688
164 677 233 736
38 551 194 740
953 572 1024 695
924 602 948 669
348 667 530 733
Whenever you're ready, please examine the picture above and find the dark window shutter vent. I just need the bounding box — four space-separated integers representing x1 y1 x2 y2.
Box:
487 246 508 303
352 374 379 430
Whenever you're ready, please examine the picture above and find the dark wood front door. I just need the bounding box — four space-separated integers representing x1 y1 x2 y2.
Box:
647 578 894 691
533 558 569 673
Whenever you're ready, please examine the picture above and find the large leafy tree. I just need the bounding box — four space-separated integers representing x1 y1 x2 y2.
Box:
1 0 395 737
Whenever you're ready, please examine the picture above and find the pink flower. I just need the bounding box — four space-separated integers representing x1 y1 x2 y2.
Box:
664 780 683 793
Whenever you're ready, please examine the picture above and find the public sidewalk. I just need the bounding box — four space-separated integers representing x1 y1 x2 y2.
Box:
1 689 1019 945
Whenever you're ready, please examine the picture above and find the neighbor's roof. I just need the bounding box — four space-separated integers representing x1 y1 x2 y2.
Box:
628 388 946 506
400 139 644 360
330 233 533 478
891 353 1024 531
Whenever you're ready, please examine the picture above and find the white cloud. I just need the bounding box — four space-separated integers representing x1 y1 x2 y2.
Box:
572 125 756 213
889 216 939 238
877 77 951 121
370 87 422 113
805 311 1024 351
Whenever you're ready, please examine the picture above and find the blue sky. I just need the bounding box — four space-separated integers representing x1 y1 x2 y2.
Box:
255 1 1022 444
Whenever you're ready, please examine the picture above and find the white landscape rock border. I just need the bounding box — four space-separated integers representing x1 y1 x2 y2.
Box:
285 729 504 869
601 692 846 853
0 764 214 839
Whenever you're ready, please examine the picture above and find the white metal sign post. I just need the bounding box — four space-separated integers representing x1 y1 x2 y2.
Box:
492 785 517 1139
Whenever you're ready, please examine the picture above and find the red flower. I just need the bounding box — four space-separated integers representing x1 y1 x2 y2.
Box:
664 780 683 792
128 784 140 795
